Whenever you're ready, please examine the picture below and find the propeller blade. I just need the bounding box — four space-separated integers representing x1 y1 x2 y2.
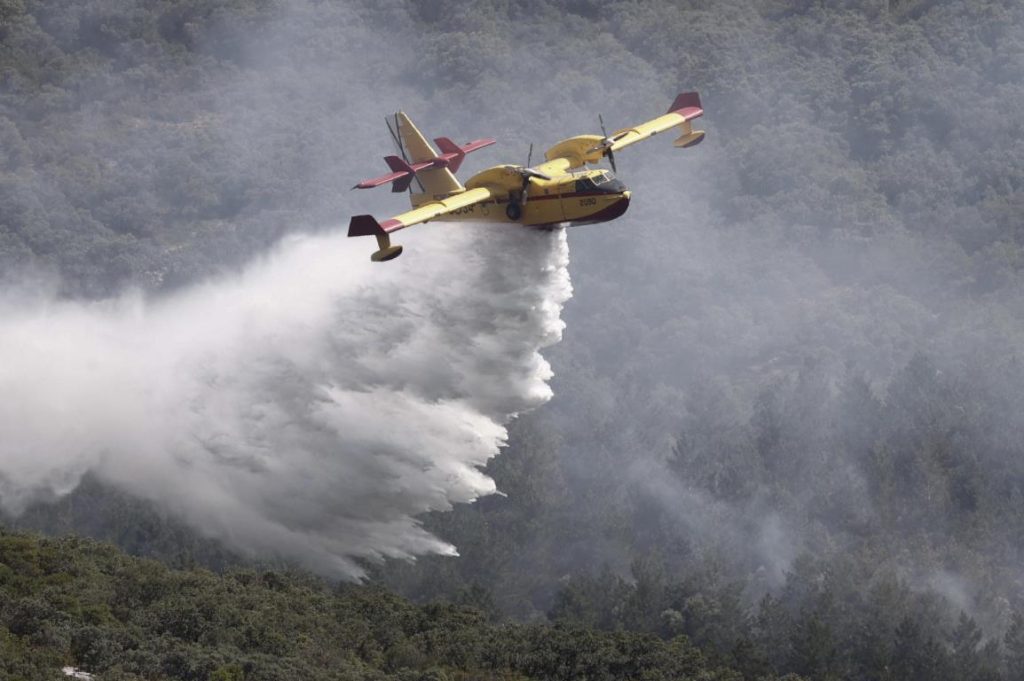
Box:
501 164 552 200
520 168 552 181
387 114 422 193
599 114 618 173
527 143 533 168
385 116 403 159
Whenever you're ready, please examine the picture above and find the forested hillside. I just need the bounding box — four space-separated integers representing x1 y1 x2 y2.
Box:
5 0 1024 680
0 529 751 680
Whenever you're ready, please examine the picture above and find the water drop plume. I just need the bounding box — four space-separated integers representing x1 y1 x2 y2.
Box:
0 224 572 577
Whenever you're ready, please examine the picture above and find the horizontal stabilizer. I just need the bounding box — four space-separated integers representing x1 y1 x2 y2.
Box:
353 159 410 190
384 156 415 192
354 157 416 191
434 137 496 173
354 137 496 190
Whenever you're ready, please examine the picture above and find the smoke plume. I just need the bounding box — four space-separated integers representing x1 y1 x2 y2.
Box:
0 223 571 578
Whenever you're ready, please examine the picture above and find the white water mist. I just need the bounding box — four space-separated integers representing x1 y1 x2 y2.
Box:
0 224 571 578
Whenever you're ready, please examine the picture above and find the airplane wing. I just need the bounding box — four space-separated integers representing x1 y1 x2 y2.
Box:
348 185 501 261
544 91 705 169
605 92 705 152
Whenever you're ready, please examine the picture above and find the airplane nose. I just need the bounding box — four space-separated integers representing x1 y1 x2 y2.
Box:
585 190 631 223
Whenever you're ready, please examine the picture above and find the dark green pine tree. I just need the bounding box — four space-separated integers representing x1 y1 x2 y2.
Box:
1005 612 1024 681
850 605 894 681
752 593 793 673
891 615 952 681
789 610 838 680
977 639 1003 681
951 612 984 681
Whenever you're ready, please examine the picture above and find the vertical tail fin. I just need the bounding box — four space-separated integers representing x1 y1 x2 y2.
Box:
395 112 463 198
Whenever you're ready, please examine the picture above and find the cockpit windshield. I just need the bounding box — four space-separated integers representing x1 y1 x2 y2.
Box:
575 171 626 194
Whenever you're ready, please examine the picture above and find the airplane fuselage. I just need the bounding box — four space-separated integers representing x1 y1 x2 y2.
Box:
417 166 631 228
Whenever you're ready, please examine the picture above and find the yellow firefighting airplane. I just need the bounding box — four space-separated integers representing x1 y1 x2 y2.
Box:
349 92 705 261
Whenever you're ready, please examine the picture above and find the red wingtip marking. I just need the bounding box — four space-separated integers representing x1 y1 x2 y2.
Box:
355 173 403 189
349 215 383 237
461 138 496 153
348 216 403 237
668 92 703 117
676 106 703 121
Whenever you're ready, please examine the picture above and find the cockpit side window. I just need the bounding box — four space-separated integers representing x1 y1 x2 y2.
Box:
575 178 595 193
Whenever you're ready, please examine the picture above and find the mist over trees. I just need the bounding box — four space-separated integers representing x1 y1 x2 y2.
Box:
4 0 1024 679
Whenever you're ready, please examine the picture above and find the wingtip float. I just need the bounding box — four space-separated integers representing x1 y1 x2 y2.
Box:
348 93 705 262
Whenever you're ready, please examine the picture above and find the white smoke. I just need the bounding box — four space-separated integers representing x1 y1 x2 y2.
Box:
0 223 571 578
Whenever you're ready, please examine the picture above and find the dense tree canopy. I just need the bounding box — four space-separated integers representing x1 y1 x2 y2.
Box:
0 529 749 680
